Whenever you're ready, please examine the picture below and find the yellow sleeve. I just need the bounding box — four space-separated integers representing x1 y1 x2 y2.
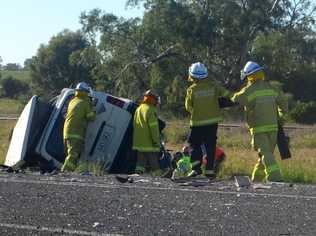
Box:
147 109 160 147
185 88 193 113
231 87 248 106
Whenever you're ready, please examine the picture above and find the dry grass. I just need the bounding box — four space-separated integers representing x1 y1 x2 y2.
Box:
164 123 316 183
217 148 316 183
1 107 315 183
75 161 107 175
0 120 16 164
0 98 23 115
0 98 22 164
1 70 31 82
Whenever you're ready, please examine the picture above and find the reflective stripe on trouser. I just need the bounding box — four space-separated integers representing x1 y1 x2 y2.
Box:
135 152 160 175
251 132 282 182
61 139 83 172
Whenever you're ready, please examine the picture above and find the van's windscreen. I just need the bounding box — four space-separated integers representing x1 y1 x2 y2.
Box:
107 96 125 108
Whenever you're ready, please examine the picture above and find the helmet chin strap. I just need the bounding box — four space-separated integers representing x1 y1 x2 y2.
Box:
247 71 265 82
75 91 89 97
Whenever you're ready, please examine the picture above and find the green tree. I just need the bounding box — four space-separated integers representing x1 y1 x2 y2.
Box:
78 0 316 114
0 76 29 98
23 58 33 70
290 101 316 124
30 30 92 95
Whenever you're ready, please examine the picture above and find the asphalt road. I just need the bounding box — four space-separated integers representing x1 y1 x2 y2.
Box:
0 172 315 236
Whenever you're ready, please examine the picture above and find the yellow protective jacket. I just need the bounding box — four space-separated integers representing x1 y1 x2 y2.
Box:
231 80 287 135
63 92 96 140
185 79 230 127
133 103 160 152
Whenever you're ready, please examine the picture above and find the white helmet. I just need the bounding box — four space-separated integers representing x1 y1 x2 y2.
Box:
144 89 161 104
240 61 263 81
189 62 208 80
75 82 91 93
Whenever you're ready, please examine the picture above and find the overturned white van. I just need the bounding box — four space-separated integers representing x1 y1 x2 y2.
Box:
4 95 52 168
5 89 138 173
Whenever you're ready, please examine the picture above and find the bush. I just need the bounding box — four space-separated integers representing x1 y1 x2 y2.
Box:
290 101 316 124
0 76 30 98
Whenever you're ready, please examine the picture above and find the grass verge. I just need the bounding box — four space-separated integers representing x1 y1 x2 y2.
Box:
1 70 31 81
0 120 16 164
0 98 23 115
164 122 316 184
1 111 315 183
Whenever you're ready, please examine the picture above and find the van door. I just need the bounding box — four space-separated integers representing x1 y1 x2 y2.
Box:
82 93 132 171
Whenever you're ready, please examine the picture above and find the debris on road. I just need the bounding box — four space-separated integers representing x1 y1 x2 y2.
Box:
92 222 100 228
234 176 251 188
253 183 272 190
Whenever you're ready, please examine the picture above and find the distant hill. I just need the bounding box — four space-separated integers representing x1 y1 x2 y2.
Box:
0 70 31 81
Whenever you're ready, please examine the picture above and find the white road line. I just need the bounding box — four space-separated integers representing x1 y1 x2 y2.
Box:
0 177 316 200
0 223 123 236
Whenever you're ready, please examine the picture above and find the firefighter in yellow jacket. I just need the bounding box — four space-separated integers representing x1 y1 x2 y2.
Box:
231 61 287 182
185 62 230 177
133 90 161 175
62 82 96 172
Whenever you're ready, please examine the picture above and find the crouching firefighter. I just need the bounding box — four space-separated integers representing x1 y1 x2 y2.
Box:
133 90 162 176
231 61 288 182
62 82 96 172
185 62 231 178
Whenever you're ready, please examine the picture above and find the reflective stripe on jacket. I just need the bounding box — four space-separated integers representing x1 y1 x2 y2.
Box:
185 80 230 127
63 93 96 140
231 80 287 134
133 103 160 152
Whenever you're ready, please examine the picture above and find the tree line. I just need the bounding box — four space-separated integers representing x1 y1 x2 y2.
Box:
2 0 316 123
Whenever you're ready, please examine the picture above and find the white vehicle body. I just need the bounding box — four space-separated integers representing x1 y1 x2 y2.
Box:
5 96 37 168
36 88 136 171
5 95 52 168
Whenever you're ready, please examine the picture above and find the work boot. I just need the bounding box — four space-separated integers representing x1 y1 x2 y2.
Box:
204 169 216 179
161 168 173 178
61 160 76 172
135 170 144 175
135 165 145 175
187 169 202 177
49 168 60 175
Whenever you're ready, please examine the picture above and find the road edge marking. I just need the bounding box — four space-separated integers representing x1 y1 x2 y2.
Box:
0 222 123 236
0 177 315 200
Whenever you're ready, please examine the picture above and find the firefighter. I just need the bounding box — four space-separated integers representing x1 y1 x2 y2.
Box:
133 90 161 176
62 82 96 172
185 62 231 178
231 61 287 182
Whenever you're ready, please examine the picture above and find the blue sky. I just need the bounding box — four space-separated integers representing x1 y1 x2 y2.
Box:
0 0 144 65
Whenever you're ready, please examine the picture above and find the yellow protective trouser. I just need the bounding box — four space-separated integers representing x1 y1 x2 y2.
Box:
61 139 83 172
251 132 282 182
135 152 161 176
